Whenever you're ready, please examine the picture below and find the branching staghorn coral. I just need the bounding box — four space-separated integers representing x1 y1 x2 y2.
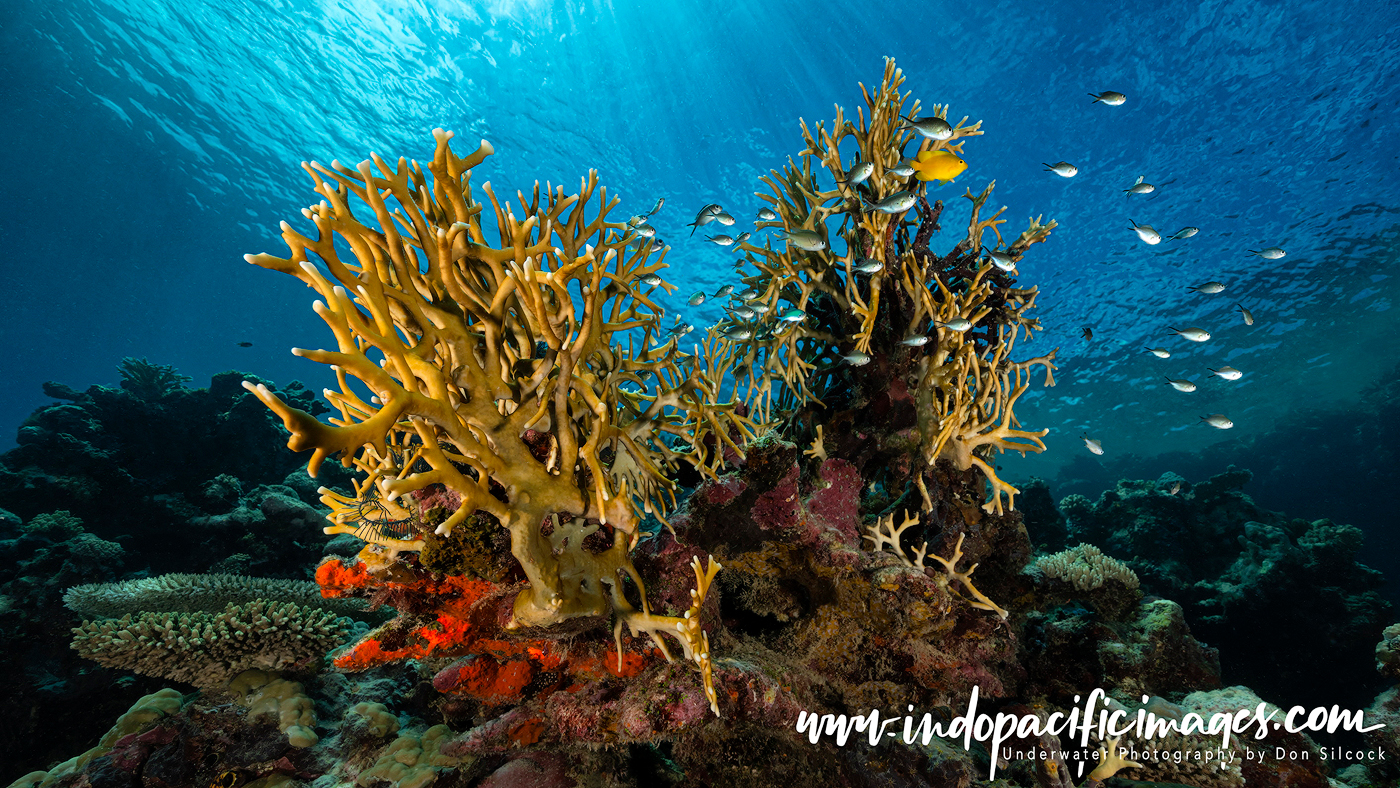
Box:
864 512 1008 621
716 58 1057 514
239 130 747 707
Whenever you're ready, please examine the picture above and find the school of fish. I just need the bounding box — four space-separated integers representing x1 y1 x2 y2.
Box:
1073 88 1294 454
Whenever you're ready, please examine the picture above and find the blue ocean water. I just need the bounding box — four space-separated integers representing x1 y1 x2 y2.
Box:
2 1 1397 528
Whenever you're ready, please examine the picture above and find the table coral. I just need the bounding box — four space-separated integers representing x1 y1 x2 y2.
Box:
70 599 349 690
64 572 368 618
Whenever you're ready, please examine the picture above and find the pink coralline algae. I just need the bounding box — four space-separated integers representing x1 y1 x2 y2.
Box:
804 458 862 545
700 475 746 507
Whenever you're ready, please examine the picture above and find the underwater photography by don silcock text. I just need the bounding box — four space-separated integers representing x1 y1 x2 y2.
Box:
2 0 1399 786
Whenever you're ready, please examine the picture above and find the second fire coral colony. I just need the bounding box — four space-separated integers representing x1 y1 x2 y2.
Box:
24 58 1393 787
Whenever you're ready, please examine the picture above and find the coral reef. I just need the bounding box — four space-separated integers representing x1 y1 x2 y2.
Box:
0 367 357 776
8 60 1377 788
1044 359 1400 605
71 600 349 690
1036 468 1393 715
8 688 184 788
0 366 346 576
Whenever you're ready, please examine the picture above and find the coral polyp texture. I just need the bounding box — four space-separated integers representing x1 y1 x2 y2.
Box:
241 127 750 708
717 58 1056 515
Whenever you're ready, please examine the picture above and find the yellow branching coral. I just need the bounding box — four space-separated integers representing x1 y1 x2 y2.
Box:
864 512 1007 621
242 129 756 633
715 58 1057 514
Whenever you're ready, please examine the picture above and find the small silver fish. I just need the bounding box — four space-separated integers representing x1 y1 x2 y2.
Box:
889 163 916 178
736 288 760 300
863 190 917 214
778 307 806 323
721 326 752 341
1236 303 1255 325
1167 481 1182 495
713 212 736 226
987 250 1017 272
747 300 771 314
1043 161 1078 178
900 116 954 141
1249 246 1286 259
714 284 735 298
627 215 647 227
1082 435 1104 455
640 273 663 286
783 229 828 252
1169 227 1200 240
1201 413 1234 429
1124 175 1155 196
936 318 973 332
853 259 885 274
1144 347 1171 359
688 291 706 306
1208 366 1243 381
1188 281 1225 294
732 231 752 247
757 208 779 222
1166 377 1197 393
687 205 721 235
730 305 756 320
837 162 875 186
842 351 873 366
635 224 656 238
670 323 693 336
1131 220 1162 245
899 336 930 347
1089 91 1127 106
1167 326 1211 342
705 234 736 246
647 197 665 216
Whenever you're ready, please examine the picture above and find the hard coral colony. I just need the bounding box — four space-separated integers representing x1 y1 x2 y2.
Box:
242 57 1056 724
240 126 743 711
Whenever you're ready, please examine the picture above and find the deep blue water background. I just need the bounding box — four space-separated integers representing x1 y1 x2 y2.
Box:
2 1 1398 574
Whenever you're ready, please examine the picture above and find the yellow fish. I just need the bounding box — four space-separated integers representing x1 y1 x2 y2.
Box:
908 149 967 183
